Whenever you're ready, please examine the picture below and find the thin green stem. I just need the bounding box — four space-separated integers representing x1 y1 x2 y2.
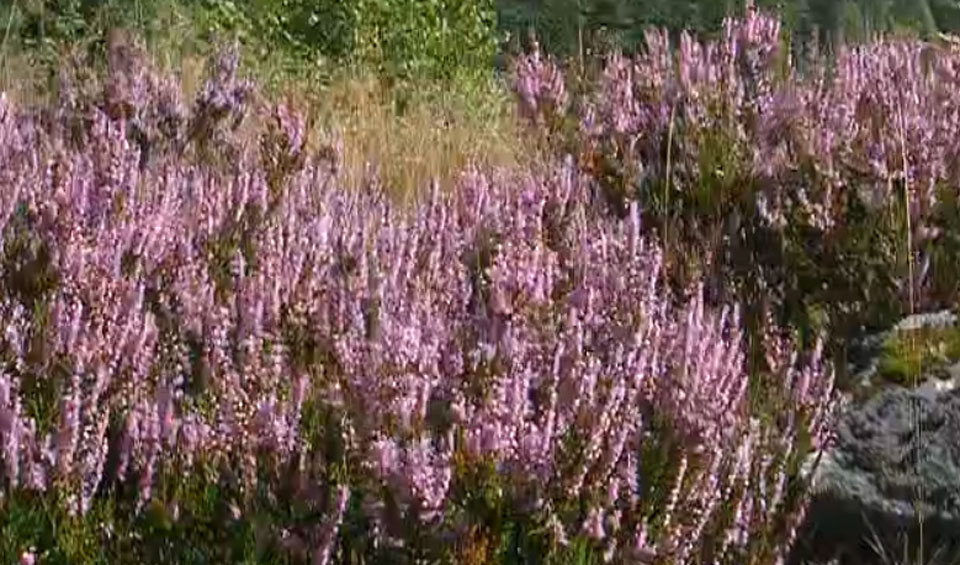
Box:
896 97 923 565
664 101 676 247
0 0 16 67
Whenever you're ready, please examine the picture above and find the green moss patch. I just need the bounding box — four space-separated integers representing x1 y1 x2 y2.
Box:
876 325 960 387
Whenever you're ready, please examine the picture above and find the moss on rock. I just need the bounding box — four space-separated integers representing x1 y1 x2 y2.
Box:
875 325 960 387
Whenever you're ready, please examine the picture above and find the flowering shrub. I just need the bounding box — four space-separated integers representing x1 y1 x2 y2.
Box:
0 41 834 563
513 10 960 364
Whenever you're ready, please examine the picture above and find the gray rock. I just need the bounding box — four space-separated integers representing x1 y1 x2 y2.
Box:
895 311 958 332
790 311 960 564
792 386 960 564
794 387 960 563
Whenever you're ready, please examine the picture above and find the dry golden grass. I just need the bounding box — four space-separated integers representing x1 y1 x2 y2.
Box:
2 22 529 203
244 64 530 200
0 49 46 107
300 70 528 200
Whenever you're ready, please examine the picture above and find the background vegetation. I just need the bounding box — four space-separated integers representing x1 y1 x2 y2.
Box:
1 1 959 564
6 0 960 82
498 0 960 57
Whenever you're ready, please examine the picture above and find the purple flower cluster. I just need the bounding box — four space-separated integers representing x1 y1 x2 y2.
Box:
558 10 960 233
512 38 568 129
514 9 960 337
0 42 833 562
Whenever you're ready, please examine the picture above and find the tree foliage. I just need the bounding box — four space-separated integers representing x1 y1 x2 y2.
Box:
2 0 499 83
497 0 960 58
7 0 960 83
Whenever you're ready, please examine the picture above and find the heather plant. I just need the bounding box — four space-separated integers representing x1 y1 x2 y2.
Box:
512 9 960 381
0 46 834 563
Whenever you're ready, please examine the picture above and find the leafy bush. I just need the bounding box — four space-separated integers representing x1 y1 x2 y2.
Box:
2 0 186 52
3 0 499 90
186 0 499 83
